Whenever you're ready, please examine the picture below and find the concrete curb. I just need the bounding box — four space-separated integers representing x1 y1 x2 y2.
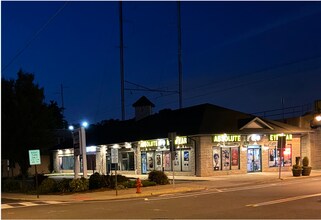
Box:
2 171 321 202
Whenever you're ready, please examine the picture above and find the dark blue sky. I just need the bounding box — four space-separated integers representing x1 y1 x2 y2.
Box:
2 1 321 124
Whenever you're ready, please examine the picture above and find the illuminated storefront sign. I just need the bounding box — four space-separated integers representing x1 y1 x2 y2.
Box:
269 134 292 141
166 136 187 145
140 136 187 148
212 134 241 143
140 140 158 148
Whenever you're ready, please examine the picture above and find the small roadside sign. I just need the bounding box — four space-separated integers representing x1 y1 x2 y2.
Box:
111 148 118 164
29 149 41 165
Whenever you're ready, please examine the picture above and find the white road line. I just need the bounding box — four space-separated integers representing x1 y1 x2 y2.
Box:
1 201 66 210
44 201 65 204
19 202 39 207
247 192 321 207
1 204 14 209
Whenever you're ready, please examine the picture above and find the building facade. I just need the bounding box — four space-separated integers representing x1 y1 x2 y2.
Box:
52 100 311 177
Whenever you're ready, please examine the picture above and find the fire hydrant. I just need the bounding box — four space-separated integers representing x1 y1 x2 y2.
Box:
136 178 143 193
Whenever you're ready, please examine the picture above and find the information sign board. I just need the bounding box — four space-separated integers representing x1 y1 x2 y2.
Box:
29 149 41 165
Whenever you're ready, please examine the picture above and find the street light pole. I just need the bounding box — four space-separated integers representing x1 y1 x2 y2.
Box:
69 121 88 179
80 126 88 178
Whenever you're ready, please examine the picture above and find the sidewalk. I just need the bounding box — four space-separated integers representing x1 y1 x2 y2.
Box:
2 170 321 202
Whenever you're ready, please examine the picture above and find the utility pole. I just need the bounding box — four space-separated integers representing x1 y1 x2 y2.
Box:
119 0 125 120
177 1 183 109
60 83 65 116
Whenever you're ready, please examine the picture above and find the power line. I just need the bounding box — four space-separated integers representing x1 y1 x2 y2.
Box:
2 1 69 73
125 80 177 94
187 54 321 93
155 58 321 109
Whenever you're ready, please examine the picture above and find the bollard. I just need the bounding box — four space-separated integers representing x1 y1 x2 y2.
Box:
136 178 142 193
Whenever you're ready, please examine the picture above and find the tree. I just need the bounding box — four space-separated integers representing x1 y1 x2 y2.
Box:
1 69 65 177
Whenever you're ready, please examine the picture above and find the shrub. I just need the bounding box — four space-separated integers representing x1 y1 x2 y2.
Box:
38 178 57 194
101 174 111 188
57 178 72 193
302 156 309 166
126 180 136 188
2 179 21 192
89 172 104 189
148 170 169 185
110 174 129 189
34 174 48 187
141 180 157 187
69 178 89 192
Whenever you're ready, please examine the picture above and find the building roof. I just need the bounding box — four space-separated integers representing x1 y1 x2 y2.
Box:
132 96 155 107
86 103 310 146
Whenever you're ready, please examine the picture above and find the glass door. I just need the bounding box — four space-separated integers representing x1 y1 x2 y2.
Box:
247 147 261 172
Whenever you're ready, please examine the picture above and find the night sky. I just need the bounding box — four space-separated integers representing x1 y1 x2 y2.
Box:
2 1 321 125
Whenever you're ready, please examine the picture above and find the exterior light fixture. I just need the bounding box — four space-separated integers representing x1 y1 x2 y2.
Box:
157 139 166 147
112 144 120 149
81 121 89 128
250 134 261 142
316 115 321 122
68 125 74 131
125 142 132 149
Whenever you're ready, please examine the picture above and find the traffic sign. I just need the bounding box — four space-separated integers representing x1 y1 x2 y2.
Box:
29 149 41 165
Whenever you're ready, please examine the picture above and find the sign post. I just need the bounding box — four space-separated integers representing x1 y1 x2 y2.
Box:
277 136 286 179
111 148 119 196
168 132 176 187
72 130 80 179
29 149 41 198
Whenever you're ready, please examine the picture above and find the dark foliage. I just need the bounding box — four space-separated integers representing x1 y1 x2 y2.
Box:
1 70 66 177
148 170 169 185
89 172 105 189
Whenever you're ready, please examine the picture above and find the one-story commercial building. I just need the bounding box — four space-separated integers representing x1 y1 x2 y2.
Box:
52 96 312 177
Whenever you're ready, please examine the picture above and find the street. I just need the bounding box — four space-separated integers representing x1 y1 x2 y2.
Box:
2 177 321 219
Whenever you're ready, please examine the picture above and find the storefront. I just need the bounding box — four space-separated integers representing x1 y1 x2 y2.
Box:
209 132 300 175
139 136 195 175
212 134 241 171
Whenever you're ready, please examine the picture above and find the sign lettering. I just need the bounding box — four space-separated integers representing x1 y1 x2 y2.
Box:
212 134 241 143
269 134 292 141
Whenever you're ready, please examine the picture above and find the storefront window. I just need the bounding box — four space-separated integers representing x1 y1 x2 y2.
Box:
87 154 96 171
269 144 292 167
213 147 240 171
142 148 191 172
231 147 239 170
213 147 220 170
60 156 74 170
163 152 171 171
121 152 135 171
222 148 231 170
147 152 154 171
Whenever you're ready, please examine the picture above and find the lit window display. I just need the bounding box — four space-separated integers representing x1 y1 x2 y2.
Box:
213 147 240 171
141 148 192 173
269 144 292 167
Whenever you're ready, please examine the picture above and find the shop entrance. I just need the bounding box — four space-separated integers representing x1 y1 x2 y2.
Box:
247 146 261 172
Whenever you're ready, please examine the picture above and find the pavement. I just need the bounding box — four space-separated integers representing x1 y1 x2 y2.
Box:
2 170 321 202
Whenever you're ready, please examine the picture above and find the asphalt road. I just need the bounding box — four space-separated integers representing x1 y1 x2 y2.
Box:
2 177 321 219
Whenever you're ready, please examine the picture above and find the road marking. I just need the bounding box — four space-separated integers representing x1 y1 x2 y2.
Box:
1 201 67 210
19 202 40 207
247 193 321 207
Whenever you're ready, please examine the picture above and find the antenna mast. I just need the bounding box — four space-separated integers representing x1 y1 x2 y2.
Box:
119 1 125 120
177 1 183 109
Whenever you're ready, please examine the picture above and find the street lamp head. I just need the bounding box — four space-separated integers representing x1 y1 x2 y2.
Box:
81 121 89 128
68 125 74 131
316 115 321 122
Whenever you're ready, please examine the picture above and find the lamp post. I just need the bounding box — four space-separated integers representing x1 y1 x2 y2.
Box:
69 121 89 179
